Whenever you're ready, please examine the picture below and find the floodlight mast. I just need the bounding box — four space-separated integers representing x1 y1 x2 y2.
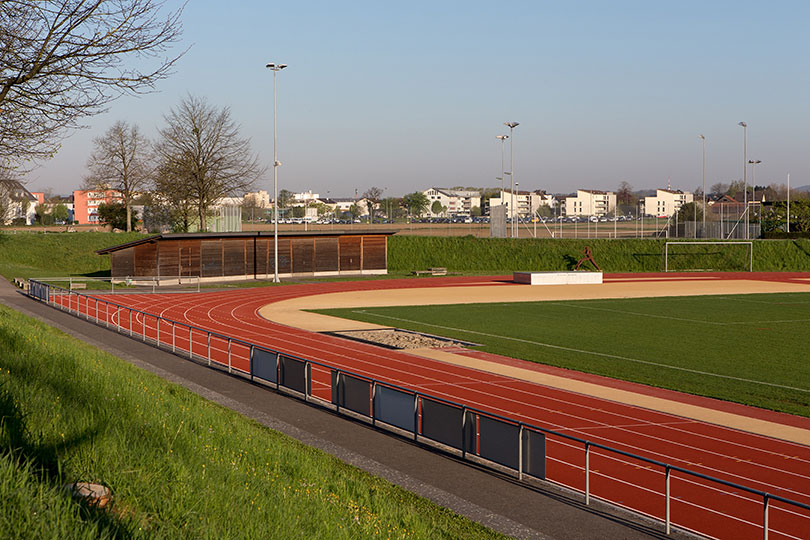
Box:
738 122 748 239
266 62 288 283
699 134 706 237
495 135 508 207
504 122 519 237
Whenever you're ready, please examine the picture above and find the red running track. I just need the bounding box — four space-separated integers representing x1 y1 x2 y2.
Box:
52 274 810 540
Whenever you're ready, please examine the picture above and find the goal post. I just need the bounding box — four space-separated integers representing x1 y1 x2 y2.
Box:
664 242 753 272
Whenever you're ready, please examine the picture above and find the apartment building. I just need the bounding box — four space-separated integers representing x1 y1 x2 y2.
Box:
564 190 616 217
423 188 481 217
488 190 556 219
643 189 693 218
73 189 124 224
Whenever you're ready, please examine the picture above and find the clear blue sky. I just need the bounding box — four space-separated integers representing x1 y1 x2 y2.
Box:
26 0 810 197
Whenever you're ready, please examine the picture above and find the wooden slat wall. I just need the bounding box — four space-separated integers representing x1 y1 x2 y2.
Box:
178 240 201 277
362 235 386 270
111 233 387 279
255 238 268 276
339 236 361 271
134 243 158 277
111 249 134 277
223 238 247 277
246 238 255 277
314 237 339 272
158 240 180 277
275 238 292 274
291 238 314 273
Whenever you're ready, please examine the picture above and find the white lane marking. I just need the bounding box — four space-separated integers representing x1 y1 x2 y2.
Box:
347 310 810 394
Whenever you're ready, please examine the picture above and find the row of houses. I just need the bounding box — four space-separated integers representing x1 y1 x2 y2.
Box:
2 178 710 227
0 181 127 226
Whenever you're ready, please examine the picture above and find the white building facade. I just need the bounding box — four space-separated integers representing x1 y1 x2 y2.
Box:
488 190 557 219
423 188 481 217
564 190 616 217
643 189 693 217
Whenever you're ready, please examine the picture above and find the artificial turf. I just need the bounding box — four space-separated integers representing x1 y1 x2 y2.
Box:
314 292 810 417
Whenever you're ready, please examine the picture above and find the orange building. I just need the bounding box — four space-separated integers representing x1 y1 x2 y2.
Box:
73 189 124 225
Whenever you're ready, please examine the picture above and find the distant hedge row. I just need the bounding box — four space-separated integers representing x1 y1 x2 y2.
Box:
388 236 810 273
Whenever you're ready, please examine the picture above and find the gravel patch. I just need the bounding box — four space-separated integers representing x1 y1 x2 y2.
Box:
334 329 467 349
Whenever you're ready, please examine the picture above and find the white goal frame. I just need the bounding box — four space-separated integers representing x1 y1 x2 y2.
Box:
664 241 753 272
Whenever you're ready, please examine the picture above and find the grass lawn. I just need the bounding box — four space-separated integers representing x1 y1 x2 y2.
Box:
314 293 810 417
0 304 504 539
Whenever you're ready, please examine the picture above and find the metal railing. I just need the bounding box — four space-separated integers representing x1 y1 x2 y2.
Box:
28 276 201 294
26 279 810 539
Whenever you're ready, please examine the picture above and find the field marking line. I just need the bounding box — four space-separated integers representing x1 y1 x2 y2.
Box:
349 310 810 394
545 301 810 326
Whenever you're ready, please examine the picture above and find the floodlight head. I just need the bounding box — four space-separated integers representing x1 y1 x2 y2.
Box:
738 121 747 127
748 160 761 164
496 135 509 140
698 134 705 140
266 62 288 70
504 121 520 129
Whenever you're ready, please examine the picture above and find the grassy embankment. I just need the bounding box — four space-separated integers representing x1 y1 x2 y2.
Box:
315 293 810 417
0 305 503 539
3 231 810 283
388 236 810 273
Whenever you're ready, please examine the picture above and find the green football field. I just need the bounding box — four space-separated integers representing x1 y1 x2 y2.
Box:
314 292 810 417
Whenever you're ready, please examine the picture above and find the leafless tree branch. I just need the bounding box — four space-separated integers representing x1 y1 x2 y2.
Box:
0 0 186 165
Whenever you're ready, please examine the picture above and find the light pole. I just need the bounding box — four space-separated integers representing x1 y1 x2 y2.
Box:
515 181 520 237
787 173 791 233
698 134 706 238
748 159 761 235
504 121 519 237
267 62 287 282
496 134 508 208
738 122 748 239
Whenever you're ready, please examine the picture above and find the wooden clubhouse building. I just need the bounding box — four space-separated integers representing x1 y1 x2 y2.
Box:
96 231 394 282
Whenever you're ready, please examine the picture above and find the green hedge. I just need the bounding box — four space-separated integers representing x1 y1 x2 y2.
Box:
388 236 810 273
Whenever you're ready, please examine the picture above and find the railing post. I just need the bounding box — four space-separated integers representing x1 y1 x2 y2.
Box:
304 362 310 402
585 442 591 505
188 327 193 359
335 371 342 415
371 381 377 427
105 302 109 328
129 309 133 336
142 313 146 342
249 346 254 381
518 424 524 481
763 494 769 540
227 339 232 373
207 333 211 366
172 321 176 353
156 315 160 346
665 465 671 535
413 395 419 442
461 406 467 459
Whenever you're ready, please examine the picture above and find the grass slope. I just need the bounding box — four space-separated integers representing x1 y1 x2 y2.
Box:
4 232 810 285
315 293 810 417
0 231 146 280
388 236 810 273
0 305 503 539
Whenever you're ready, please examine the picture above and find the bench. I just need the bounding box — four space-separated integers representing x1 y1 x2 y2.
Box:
413 267 447 276
69 282 87 290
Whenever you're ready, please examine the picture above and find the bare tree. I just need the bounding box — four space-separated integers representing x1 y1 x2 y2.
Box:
84 121 152 231
155 95 265 231
363 186 383 223
0 0 185 165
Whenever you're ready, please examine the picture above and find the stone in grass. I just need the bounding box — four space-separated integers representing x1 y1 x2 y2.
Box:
65 482 112 509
